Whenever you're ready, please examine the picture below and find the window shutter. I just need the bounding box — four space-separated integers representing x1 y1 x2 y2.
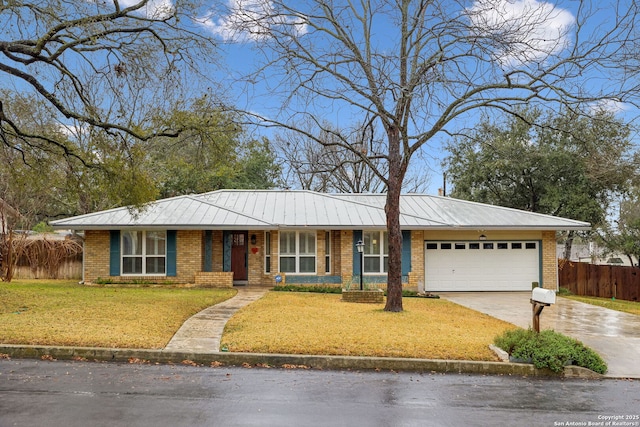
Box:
223 231 232 272
166 230 177 277
402 230 411 276
353 230 363 276
109 230 120 276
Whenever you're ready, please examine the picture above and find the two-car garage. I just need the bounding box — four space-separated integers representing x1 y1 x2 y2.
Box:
424 240 541 292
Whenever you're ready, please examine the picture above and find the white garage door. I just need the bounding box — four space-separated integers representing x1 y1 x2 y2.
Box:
424 241 540 291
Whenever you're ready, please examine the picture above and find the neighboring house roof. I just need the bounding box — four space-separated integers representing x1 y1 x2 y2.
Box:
50 190 591 231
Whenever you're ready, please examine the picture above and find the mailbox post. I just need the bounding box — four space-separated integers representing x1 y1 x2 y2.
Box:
530 288 556 333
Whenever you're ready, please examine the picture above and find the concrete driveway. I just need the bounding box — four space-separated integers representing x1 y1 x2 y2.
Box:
439 292 640 379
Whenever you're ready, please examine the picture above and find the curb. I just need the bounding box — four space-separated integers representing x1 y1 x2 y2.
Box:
0 344 603 379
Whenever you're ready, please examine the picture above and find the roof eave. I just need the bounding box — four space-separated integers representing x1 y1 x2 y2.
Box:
51 224 591 231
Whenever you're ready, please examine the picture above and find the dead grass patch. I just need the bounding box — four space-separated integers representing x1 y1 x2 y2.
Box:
222 292 516 361
0 280 236 349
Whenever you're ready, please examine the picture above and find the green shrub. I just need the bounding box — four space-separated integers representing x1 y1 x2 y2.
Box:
494 328 607 374
272 285 342 294
557 287 573 296
32 221 54 233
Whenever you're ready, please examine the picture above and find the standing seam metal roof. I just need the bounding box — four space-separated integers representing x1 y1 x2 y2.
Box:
50 190 591 230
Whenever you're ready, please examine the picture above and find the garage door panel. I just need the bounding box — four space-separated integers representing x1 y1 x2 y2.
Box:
425 241 540 292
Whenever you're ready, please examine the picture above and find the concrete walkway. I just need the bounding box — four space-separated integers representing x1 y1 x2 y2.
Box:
439 292 640 379
164 287 268 353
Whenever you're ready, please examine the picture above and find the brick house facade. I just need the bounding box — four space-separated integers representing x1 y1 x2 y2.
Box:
81 228 559 291
54 190 588 291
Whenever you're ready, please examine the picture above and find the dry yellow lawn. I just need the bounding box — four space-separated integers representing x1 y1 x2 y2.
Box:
222 292 516 361
0 280 236 349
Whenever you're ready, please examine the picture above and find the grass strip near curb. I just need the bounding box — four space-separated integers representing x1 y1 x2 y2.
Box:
561 295 640 316
222 292 516 361
0 280 236 349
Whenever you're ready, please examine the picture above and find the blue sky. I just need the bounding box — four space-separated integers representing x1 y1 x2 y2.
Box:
4 0 638 195
188 0 638 194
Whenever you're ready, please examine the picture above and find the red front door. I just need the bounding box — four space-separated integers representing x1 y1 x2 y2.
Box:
231 232 248 281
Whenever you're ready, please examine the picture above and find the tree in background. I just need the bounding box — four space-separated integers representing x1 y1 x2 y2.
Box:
209 0 640 311
0 90 159 223
0 0 219 207
444 108 637 258
147 96 282 197
0 91 280 226
275 119 430 193
599 189 640 267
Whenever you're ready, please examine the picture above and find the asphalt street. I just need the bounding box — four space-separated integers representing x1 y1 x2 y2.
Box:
1 359 639 427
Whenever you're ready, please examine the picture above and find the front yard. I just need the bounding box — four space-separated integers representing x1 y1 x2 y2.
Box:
222 292 516 360
0 280 236 349
1 280 517 360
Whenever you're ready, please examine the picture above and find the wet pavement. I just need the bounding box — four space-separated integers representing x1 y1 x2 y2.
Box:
2 358 640 427
439 292 640 378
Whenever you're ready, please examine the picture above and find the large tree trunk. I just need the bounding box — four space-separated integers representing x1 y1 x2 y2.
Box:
384 128 404 312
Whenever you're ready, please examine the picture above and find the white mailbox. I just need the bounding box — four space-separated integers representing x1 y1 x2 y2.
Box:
532 288 556 305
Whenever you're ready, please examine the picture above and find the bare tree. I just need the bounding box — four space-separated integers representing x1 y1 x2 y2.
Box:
276 118 430 193
210 0 640 311
0 0 218 175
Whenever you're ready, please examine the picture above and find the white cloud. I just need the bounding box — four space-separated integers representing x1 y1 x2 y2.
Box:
200 0 307 42
116 0 174 20
467 0 574 68
589 98 628 115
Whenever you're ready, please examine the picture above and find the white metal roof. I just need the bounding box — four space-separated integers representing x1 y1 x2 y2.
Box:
50 190 591 231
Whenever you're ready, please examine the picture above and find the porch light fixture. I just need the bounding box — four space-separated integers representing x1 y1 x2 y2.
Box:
479 234 487 241
250 234 257 245
356 240 365 290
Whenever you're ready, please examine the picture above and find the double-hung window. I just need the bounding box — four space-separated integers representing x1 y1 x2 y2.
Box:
279 231 316 273
122 230 166 275
363 231 388 273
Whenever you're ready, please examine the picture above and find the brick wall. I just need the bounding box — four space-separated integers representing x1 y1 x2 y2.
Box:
409 230 424 290
194 271 233 287
247 230 264 285
84 230 110 282
338 230 353 287
212 230 224 272
341 289 384 303
541 231 558 289
177 230 202 283
331 230 341 275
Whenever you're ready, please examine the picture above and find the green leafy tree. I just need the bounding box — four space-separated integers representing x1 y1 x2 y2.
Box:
444 108 637 257
147 97 281 197
599 189 640 267
0 90 159 224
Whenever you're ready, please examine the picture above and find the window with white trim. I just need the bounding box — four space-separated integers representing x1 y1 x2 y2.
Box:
122 230 166 275
363 231 388 273
279 231 316 273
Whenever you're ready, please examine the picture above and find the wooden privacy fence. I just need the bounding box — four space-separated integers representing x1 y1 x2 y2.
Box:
558 260 640 301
